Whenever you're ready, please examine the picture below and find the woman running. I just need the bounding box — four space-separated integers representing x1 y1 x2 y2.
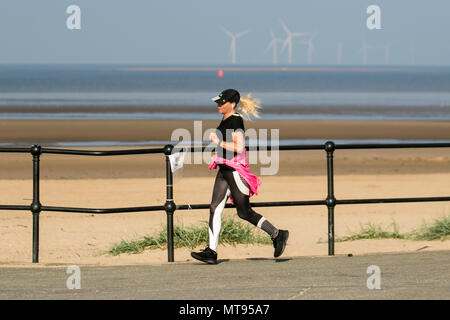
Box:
191 89 289 264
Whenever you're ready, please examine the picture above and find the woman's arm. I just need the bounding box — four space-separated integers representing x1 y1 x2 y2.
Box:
210 131 245 154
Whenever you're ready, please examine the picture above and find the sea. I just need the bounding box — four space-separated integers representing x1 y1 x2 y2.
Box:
1 64 450 146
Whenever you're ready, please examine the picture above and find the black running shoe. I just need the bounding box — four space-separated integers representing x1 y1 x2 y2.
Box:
273 230 289 258
191 247 218 264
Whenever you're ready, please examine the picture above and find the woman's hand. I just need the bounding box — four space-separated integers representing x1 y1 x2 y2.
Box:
209 132 220 145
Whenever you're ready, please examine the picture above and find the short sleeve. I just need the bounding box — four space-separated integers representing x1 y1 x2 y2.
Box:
230 115 245 131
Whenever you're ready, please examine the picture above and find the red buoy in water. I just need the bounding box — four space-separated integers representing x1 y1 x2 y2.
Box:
218 69 223 78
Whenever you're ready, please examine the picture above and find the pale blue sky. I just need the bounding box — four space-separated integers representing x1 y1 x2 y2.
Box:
1 0 449 65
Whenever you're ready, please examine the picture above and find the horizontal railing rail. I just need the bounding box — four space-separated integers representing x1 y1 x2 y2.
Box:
1 141 449 263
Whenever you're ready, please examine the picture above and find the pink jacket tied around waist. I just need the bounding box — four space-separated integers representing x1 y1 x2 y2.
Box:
208 148 261 204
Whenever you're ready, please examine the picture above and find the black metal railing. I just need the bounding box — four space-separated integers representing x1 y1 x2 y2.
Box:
1 141 450 263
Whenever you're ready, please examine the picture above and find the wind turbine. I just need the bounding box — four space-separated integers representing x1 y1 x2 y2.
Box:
265 28 283 64
279 20 309 64
298 31 318 65
220 26 249 64
337 42 343 65
358 39 373 65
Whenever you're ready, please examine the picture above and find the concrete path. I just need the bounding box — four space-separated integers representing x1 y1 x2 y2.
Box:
0 250 449 300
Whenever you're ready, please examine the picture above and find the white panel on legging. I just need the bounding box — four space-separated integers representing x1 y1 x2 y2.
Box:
208 189 230 252
257 217 267 228
232 171 249 196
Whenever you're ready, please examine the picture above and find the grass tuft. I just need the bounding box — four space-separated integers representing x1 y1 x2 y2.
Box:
105 213 272 256
325 216 450 243
334 221 405 242
408 215 450 241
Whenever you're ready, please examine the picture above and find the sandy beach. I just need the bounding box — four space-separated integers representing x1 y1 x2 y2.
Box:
1 119 450 266
2 119 450 144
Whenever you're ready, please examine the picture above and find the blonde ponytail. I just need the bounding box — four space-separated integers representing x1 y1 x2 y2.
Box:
238 93 261 120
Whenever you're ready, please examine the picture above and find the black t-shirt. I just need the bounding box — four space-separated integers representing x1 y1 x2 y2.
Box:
216 113 245 161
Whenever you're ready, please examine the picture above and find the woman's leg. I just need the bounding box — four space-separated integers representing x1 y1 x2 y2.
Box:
221 170 279 240
208 169 231 252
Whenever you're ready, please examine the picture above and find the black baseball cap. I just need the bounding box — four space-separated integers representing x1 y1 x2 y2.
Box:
211 89 240 105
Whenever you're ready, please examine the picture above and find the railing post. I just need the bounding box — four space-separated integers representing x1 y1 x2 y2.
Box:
324 141 336 256
163 144 176 262
30 145 42 263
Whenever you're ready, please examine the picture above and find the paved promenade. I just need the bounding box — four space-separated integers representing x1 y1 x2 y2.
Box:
1 251 448 300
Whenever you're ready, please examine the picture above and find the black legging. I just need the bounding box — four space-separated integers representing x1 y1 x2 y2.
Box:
208 166 265 251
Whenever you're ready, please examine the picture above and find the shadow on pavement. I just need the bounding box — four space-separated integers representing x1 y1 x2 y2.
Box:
246 258 292 263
